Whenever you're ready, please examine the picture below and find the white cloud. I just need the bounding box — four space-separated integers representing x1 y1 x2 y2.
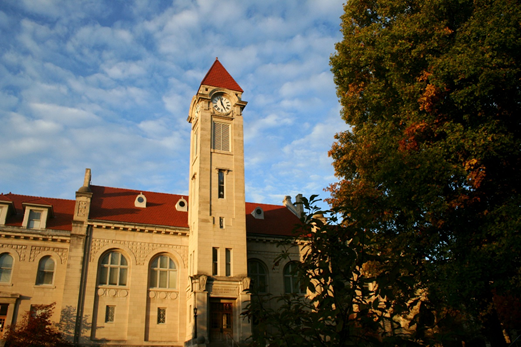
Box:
102 61 147 79
0 0 345 207
29 103 102 127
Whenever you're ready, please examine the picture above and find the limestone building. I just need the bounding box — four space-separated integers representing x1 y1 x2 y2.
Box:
0 59 304 346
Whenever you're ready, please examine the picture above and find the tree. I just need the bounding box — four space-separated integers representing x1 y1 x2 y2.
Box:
244 197 431 347
329 0 521 345
3 303 73 347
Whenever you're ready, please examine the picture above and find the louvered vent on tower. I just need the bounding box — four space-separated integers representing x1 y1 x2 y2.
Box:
213 122 230 151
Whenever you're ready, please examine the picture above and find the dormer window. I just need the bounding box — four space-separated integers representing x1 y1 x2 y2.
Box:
135 193 147 208
251 207 264 220
22 201 53 230
175 198 188 212
0 199 15 226
28 210 42 229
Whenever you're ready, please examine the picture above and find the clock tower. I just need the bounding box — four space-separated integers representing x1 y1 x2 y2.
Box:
186 59 250 343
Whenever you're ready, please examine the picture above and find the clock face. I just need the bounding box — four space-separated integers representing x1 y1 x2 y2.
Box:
212 95 232 113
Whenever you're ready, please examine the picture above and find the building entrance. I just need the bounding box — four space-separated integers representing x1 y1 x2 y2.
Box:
0 304 8 332
209 299 233 342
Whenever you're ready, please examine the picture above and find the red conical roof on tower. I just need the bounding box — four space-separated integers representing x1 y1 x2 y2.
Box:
200 58 243 92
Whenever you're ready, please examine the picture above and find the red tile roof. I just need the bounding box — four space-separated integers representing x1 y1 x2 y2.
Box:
23 198 54 206
0 193 75 231
245 202 302 237
1 187 300 237
89 185 189 228
90 186 300 236
200 58 243 92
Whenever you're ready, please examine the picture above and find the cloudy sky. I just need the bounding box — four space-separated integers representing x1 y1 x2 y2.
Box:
0 0 347 209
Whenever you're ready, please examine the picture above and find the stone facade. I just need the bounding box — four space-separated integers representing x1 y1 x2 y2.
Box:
0 60 304 346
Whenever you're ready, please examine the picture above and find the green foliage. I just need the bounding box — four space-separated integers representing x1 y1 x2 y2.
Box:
3 303 73 347
243 196 434 347
329 0 521 345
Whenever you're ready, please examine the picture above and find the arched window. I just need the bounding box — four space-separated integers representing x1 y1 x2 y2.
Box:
36 256 55 285
247 259 268 293
149 255 177 289
0 254 13 283
283 262 304 294
99 251 128 286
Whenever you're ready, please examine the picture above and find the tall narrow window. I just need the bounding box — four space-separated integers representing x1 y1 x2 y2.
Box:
0 254 13 283
213 122 230 151
248 259 268 293
219 217 224 229
218 170 225 198
193 131 198 159
189 253 192 276
28 210 42 229
191 251 195 276
283 262 304 294
225 249 231 277
149 255 177 289
98 252 128 286
105 306 115 323
36 256 55 285
212 248 218 276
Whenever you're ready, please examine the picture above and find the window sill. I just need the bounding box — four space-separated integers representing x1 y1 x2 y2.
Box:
211 149 233 155
97 285 129 289
34 285 56 289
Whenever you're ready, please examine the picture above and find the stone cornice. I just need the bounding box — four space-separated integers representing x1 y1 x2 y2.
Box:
89 220 189 236
0 226 70 243
246 233 308 245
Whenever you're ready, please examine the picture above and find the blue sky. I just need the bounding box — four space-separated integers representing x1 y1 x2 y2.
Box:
0 0 348 209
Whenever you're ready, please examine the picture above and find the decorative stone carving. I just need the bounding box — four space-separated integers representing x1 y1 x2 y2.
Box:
0 244 27 261
77 201 88 217
242 277 251 290
29 246 68 264
199 275 207 291
90 239 188 266
148 291 179 300
97 288 129 297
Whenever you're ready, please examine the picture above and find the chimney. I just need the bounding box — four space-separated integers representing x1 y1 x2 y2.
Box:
283 196 298 217
295 194 304 218
77 168 92 193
